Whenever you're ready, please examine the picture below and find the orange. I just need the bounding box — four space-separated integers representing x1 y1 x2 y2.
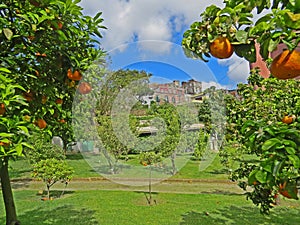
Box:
78 82 92 94
141 161 148 166
36 119 47 129
270 49 300 79
58 119 66 123
67 69 82 81
0 103 5 115
41 96 47 104
55 98 63 104
0 141 10 147
209 37 234 59
28 36 35 41
282 115 293 124
23 91 34 101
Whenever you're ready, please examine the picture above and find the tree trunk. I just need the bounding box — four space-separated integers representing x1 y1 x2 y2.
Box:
171 152 177 175
0 157 20 225
47 184 50 200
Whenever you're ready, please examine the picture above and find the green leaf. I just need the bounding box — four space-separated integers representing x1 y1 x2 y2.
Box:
262 138 281 151
17 126 29 134
272 160 284 176
3 28 13 40
15 144 23 156
261 160 273 173
284 12 300 29
0 133 14 138
288 154 300 168
255 170 268 183
248 170 258 185
285 146 296 155
0 68 11 73
235 30 248 44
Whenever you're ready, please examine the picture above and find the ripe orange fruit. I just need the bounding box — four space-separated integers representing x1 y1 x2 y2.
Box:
35 52 46 57
209 37 234 59
0 103 5 115
57 21 63 30
141 161 148 166
23 91 34 101
78 82 92 94
270 49 300 79
36 119 47 129
28 36 35 41
41 96 47 104
0 141 10 147
67 69 82 81
58 119 66 123
282 115 293 124
72 70 82 81
55 98 63 104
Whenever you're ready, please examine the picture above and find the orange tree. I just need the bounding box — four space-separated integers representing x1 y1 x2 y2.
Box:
0 0 105 224
182 0 300 213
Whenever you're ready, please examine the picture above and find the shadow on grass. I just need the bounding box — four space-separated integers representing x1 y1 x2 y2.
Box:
200 190 243 196
10 179 31 190
17 205 99 225
180 205 300 225
37 190 75 199
66 153 84 160
208 168 229 175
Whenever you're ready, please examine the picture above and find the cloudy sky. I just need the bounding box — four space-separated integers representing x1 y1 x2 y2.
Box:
79 0 251 89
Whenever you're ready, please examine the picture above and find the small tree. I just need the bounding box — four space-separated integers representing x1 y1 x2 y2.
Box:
32 158 74 200
139 151 162 205
194 129 209 160
25 132 65 164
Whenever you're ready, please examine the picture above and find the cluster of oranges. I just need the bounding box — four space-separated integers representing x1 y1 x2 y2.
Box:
208 36 300 79
67 69 92 94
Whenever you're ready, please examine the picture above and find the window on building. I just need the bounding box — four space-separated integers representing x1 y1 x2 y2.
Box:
156 95 160 102
165 95 169 103
172 96 176 104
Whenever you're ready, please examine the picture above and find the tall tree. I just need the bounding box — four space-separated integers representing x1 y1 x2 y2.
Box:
182 0 300 213
0 0 105 224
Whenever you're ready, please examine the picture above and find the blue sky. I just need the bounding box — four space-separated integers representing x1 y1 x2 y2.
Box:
79 0 251 90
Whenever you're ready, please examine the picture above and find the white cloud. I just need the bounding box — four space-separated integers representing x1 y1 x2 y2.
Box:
218 54 250 83
79 0 224 52
79 0 254 86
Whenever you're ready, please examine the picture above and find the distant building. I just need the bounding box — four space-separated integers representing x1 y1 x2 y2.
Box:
140 79 203 106
181 79 202 95
150 82 185 105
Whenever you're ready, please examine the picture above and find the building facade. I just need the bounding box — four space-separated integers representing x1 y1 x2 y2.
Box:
148 79 202 105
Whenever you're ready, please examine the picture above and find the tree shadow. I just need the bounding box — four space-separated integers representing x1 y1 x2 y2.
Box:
10 179 31 190
208 168 229 175
17 205 99 225
9 168 32 179
66 153 84 160
180 205 300 225
200 190 243 196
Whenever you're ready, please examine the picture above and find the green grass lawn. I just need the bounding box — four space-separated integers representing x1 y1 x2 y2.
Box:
1 190 300 225
4 152 300 225
8 152 230 180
